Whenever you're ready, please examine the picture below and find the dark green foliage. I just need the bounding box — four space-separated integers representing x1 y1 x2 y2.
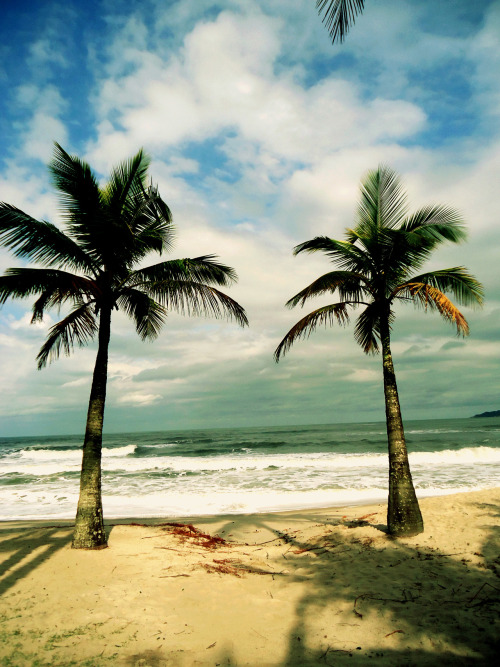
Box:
0 143 247 548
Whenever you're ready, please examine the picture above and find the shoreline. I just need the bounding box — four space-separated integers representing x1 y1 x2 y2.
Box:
1 487 499 665
2 485 498 526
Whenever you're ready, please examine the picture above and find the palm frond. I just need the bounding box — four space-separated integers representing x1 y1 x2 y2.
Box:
274 303 350 362
395 283 470 335
395 268 484 308
144 280 248 327
49 143 104 261
130 182 175 256
36 303 98 369
316 0 365 44
0 203 96 273
401 205 467 247
0 268 98 312
117 289 168 341
294 236 374 274
102 149 150 218
353 302 381 354
286 271 369 308
130 255 238 289
356 165 408 234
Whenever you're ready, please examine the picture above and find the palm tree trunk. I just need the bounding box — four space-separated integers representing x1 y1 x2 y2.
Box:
72 305 111 549
380 316 423 537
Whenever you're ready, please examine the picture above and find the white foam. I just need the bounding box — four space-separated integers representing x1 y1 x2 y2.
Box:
3 483 495 522
4 445 499 478
409 446 500 466
18 444 136 461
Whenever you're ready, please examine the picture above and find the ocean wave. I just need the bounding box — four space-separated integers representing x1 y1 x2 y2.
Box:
410 446 500 466
16 444 137 461
3 445 499 477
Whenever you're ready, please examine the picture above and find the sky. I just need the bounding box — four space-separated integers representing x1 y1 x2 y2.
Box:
0 0 499 437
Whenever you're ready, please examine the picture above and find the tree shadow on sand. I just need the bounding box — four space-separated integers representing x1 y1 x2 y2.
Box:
284 507 499 665
196 502 499 666
0 523 72 596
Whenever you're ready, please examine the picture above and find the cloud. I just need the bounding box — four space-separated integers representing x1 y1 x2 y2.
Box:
14 84 68 163
87 9 425 173
0 0 499 434
116 392 163 406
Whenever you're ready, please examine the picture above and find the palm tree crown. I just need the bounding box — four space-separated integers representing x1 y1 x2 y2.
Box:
275 165 483 361
0 144 247 367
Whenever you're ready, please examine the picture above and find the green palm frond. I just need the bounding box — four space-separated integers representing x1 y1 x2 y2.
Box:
316 0 365 44
144 279 248 327
356 165 408 234
102 149 150 219
49 144 105 261
131 255 238 289
117 289 168 341
353 302 382 354
286 271 369 308
401 205 466 246
395 268 484 308
294 236 374 274
130 183 174 256
36 303 98 369
274 303 350 361
0 203 96 273
0 268 98 310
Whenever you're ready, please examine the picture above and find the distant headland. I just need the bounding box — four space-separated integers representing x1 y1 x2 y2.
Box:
472 410 500 418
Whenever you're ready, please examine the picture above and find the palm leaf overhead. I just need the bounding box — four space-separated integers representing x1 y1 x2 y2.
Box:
275 164 483 537
0 143 247 549
316 0 365 44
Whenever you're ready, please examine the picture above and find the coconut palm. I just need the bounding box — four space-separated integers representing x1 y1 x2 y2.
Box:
316 0 366 44
275 165 483 536
0 144 248 549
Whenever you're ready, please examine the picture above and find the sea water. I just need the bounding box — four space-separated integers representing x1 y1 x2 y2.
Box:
1 417 499 520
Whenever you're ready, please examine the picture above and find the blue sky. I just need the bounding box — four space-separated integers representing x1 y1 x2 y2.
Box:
0 0 499 436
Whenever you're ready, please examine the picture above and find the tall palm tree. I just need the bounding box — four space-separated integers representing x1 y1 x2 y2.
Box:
0 144 248 549
275 165 483 536
316 0 366 44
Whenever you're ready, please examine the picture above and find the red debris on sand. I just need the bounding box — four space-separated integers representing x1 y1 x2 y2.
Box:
159 522 227 549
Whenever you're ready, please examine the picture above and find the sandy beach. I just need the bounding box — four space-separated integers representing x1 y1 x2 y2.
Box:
1 488 498 666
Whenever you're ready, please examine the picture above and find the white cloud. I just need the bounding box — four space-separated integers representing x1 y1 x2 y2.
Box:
9 312 53 331
116 392 163 406
15 85 68 163
345 368 379 383
87 10 425 173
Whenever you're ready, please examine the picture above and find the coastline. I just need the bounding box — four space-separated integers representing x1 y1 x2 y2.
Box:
1 487 499 665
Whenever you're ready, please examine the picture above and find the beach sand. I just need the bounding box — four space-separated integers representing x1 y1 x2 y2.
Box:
0 488 499 666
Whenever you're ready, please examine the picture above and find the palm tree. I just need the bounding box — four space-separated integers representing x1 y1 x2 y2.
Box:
275 165 483 536
0 144 248 549
316 0 366 44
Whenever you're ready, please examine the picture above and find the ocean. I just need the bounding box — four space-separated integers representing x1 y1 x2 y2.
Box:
1 417 499 521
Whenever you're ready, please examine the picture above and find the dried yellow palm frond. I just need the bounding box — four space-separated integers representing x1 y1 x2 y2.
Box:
397 282 469 335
